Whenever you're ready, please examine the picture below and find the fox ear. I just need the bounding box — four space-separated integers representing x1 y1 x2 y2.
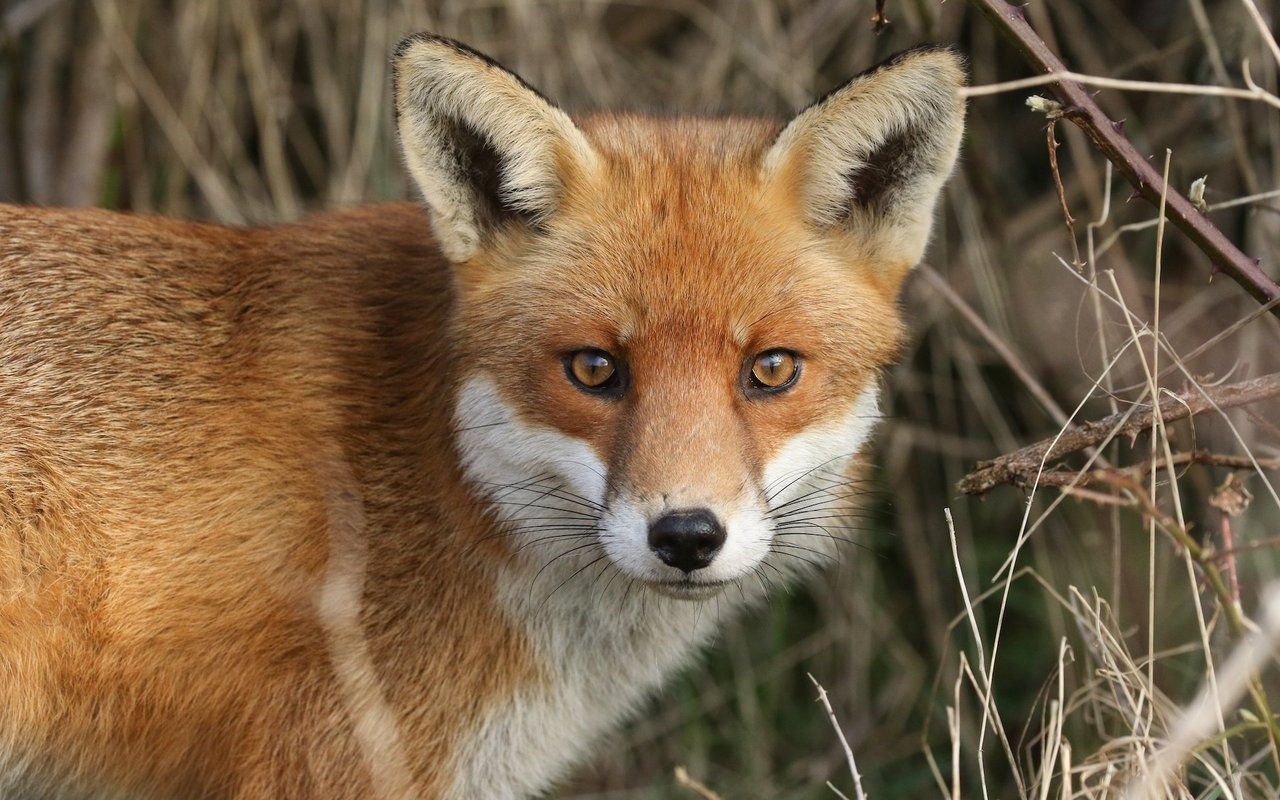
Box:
393 34 597 262
764 46 966 276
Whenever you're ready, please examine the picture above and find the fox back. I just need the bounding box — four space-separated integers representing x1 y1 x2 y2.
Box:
0 35 965 799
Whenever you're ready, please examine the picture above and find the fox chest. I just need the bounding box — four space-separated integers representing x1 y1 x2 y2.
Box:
443 570 725 799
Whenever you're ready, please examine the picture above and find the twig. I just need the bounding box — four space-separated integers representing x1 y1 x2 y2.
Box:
964 0 1280 314
1210 537 1280 562
808 674 868 800
1090 473 1280 752
961 70 1280 109
1028 451 1280 490
1045 120 1082 269
674 766 722 800
1128 584 1280 798
958 372 1280 495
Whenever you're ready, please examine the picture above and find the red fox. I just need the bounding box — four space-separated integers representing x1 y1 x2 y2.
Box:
0 33 964 798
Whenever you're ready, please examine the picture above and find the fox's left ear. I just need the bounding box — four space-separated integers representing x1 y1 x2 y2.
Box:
764 46 966 280
393 34 598 262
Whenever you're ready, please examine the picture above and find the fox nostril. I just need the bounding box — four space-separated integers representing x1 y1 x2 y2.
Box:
647 509 726 573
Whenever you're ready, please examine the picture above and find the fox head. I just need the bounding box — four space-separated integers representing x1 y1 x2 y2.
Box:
394 35 965 600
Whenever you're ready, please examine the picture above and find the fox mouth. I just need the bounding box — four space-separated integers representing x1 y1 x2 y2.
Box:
647 578 731 601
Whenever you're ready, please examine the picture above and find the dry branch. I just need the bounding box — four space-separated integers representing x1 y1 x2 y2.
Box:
966 0 1280 315
1032 451 1280 490
958 372 1280 495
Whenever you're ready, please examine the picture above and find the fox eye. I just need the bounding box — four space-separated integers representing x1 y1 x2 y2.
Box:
748 349 800 393
566 349 620 393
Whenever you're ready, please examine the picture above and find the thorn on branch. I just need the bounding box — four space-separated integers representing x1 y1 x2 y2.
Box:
1045 119 1083 268
871 0 890 34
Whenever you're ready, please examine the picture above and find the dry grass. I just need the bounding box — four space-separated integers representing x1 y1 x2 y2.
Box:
6 1 1280 797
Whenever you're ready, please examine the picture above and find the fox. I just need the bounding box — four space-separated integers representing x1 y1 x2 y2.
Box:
0 33 965 799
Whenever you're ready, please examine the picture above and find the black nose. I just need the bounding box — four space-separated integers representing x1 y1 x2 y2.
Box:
647 509 726 573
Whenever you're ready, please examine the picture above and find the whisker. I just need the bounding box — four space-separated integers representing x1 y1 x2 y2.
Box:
474 478 607 513
485 500 598 519
766 548 827 572
509 531 600 556
530 540 602 590
763 451 861 503
453 419 513 432
774 510 876 526
538 552 611 612
770 490 873 520
774 525 877 556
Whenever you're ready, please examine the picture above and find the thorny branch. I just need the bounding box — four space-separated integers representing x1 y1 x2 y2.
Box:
1028 450 1280 490
958 372 1280 495
966 0 1280 316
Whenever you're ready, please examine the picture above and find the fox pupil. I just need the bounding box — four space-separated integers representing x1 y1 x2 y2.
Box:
750 350 799 390
568 350 617 390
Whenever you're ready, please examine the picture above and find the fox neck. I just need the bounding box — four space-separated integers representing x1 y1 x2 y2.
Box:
443 374 755 797
448 561 730 798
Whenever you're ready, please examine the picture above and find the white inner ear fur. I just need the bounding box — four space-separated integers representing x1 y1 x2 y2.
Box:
394 35 598 262
763 48 966 268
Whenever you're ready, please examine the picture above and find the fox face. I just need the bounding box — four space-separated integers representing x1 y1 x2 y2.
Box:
394 36 965 604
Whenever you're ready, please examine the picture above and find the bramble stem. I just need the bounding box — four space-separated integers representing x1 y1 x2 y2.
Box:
966 0 1280 314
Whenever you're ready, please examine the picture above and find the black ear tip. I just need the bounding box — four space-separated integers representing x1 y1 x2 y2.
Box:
390 33 554 106
393 32 452 62
863 43 967 81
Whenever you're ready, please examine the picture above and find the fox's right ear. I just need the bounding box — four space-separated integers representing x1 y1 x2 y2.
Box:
393 34 597 262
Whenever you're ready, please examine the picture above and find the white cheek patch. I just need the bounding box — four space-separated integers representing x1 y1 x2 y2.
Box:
763 383 881 505
759 384 882 574
596 500 649 578
454 376 607 540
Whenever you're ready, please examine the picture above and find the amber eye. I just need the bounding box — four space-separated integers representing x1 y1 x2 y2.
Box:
748 349 800 392
565 349 620 393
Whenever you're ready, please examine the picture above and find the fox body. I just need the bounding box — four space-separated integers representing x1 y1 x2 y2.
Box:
0 35 965 799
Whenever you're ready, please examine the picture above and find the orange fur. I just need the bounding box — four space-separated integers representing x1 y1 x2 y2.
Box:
0 34 964 799
0 205 533 797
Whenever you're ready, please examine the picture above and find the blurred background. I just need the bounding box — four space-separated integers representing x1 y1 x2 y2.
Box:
5 1 1280 797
